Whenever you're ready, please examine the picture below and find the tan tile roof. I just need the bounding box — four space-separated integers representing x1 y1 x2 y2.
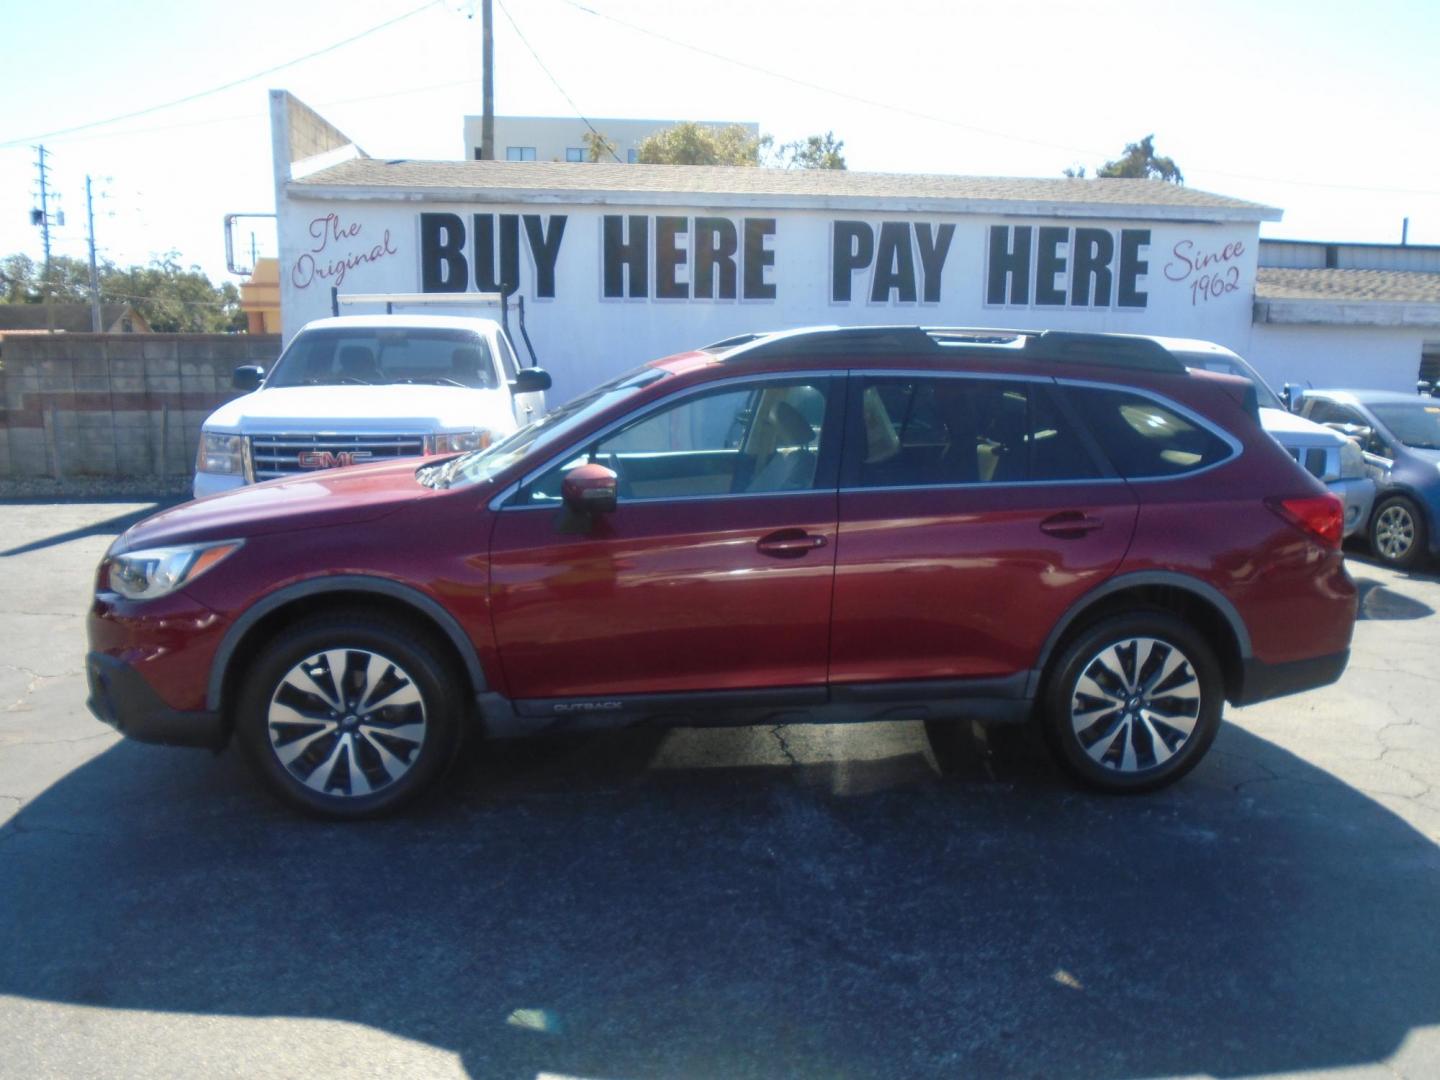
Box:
1256 267 1440 304
292 159 1277 218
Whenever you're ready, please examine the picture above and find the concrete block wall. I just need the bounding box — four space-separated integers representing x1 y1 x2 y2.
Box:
0 333 281 480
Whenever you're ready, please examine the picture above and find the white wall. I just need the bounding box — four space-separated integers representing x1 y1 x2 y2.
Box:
278 196 1262 404
1244 323 1433 393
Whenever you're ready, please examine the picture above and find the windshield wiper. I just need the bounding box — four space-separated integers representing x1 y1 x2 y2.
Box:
392 377 469 388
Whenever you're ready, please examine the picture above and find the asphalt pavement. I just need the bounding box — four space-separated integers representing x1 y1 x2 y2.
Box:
1 500 1438 1079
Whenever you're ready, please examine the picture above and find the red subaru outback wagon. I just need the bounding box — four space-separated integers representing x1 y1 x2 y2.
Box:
87 327 1357 817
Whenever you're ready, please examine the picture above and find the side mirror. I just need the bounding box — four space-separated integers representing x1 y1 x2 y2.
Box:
232 364 265 392
510 368 552 394
1282 383 1304 412
561 463 617 515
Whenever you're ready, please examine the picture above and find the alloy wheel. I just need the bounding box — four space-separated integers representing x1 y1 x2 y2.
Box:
266 648 428 798
1374 504 1416 561
1069 636 1202 775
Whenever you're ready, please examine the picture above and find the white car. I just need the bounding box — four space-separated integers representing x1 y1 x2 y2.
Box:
1160 337 1375 537
194 314 550 498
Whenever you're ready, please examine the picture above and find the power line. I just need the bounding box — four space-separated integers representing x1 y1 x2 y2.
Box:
495 0 624 163
551 0 1440 198
0 1 442 149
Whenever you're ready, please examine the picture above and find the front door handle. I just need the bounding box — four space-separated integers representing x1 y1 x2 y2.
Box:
757 529 828 558
1039 512 1103 539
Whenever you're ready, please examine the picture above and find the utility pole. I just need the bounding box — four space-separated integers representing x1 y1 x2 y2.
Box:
33 145 55 322
481 0 494 160
86 175 102 332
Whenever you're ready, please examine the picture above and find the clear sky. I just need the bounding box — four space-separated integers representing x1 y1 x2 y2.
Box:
1 0 1437 286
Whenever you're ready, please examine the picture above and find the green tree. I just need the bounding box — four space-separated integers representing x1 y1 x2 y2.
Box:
583 130 618 163
636 122 769 166
1064 134 1183 183
774 131 847 170
0 250 244 332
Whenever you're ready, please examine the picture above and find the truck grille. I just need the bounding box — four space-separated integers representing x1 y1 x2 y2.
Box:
249 433 428 481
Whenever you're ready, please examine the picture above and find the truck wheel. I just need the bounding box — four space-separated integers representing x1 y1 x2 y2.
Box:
1370 496 1427 569
236 615 462 819
1040 613 1222 793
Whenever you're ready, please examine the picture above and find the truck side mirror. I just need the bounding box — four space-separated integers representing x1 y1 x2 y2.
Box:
561 463 617 515
510 368 552 394
232 364 265 392
1282 383 1304 412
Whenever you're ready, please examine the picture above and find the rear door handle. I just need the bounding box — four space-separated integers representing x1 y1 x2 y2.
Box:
757 529 828 558
1039 512 1103 539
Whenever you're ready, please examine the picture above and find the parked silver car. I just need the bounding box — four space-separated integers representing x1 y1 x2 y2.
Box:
1159 338 1375 537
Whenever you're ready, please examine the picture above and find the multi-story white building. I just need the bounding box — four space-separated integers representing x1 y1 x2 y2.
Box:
462 115 761 163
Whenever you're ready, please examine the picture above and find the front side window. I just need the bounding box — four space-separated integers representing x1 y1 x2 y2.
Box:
1065 386 1232 478
267 329 499 389
845 376 1101 489
519 378 836 504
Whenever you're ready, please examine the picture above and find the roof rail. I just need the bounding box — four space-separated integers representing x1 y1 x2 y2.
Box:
722 324 1185 374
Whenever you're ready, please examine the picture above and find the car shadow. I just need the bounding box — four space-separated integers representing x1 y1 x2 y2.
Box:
1352 576 1436 620
1 720 1437 1078
0 499 183 558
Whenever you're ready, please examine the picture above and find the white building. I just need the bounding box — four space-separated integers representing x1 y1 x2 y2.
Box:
461 115 761 164
273 92 1440 404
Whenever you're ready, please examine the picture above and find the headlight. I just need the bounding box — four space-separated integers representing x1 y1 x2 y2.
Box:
1338 438 1366 480
197 431 245 475
106 540 243 601
430 430 492 455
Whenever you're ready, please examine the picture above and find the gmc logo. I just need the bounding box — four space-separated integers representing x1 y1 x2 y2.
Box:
297 450 373 470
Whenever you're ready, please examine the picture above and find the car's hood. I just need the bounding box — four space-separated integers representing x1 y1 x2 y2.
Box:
1259 406 1345 445
114 458 436 552
203 384 512 433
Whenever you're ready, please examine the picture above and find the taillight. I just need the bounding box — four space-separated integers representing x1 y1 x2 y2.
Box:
1266 494 1344 548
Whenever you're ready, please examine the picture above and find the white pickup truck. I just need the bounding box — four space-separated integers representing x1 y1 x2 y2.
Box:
194 297 550 498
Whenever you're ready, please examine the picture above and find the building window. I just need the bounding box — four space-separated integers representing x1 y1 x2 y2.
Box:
565 147 585 163
627 148 639 164
505 146 537 162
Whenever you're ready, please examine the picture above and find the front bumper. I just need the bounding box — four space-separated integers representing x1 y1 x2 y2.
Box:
1235 649 1350 707
86 652 225 749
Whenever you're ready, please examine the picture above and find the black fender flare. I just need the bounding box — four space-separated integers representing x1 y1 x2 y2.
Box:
206 575 488 712
1024 570 1253 697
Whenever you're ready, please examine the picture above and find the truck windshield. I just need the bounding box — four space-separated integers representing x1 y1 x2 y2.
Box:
426 366 670 489
267 328 501 389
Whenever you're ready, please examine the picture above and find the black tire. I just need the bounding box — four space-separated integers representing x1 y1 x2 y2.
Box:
1039 612 1223 793
235 614 463 819
1369 495 1428 569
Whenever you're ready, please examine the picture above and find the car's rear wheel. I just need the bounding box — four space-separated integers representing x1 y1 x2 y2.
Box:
1040 613 1222 793
1369 495 1427 569
236 615 462 819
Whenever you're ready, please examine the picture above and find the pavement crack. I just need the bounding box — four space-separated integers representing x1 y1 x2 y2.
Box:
1 663 84 712
769 723 799 767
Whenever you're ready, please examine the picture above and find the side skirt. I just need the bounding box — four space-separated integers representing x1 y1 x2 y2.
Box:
477 673 1036 739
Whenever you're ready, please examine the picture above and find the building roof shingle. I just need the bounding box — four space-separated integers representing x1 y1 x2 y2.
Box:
291 159 1280 221
1256 267 1440 305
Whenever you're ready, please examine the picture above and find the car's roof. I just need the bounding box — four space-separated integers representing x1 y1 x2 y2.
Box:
298 314 503 333
1308 388 1429 406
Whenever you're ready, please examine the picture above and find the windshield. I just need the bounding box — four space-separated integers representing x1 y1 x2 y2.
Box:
1371 402 1440 450
423 365 670 489
268 328 501 389
1179 351 1286 410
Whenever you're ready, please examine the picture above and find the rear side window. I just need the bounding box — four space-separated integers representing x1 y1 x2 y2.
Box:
1064 386 1233 478
844 376 1101 489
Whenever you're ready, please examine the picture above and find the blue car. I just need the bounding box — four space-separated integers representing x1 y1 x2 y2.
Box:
1300 390 1440 568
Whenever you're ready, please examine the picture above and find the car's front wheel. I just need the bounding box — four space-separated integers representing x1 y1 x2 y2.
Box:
236 614 462 818
1040 613 1223 793
1369 495 1427 569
